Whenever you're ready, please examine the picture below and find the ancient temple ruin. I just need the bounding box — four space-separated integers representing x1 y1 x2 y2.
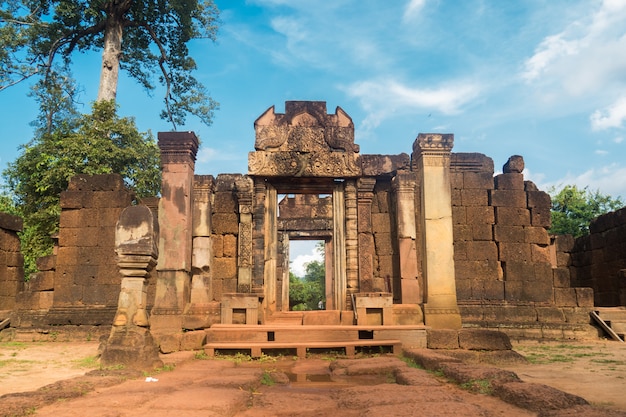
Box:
2 101 626 359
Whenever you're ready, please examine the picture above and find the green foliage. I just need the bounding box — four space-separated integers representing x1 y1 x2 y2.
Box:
2 100 161 276
289 255 325 311
549 185 624 238
0 0 220 128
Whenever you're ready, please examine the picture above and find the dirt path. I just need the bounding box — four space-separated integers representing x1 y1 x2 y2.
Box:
1 339 626 416
502 340 626 412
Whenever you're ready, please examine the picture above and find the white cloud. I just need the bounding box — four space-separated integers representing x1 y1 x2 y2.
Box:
547 163 626 200
615 136 624 143
590 96 626 131
595 149 609 155
343 78 480 129
403 0 426 22
522 0 626 98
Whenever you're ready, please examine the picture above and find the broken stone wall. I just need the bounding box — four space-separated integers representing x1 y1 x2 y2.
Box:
0 213 24 312
46 174 135 325
451 154 594 339
570 206 626 307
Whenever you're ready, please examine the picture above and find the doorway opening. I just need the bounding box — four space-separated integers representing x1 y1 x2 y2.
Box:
289 240 325 311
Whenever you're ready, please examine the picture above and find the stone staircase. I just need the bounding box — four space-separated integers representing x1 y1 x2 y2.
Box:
203 323 427 358
591 307 626 342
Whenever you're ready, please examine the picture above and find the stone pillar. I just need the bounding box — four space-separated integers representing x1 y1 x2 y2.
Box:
235 176 254 293
414 134 462 329
252 179 267 293
151 132 198 335
345 179 359 304
357 178 376 293
333 183 347 311
263 184 278 313
101 205 163 371
184 175 216 329
391 170 422 304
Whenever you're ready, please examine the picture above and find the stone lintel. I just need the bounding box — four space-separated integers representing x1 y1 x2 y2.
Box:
248 151 361 177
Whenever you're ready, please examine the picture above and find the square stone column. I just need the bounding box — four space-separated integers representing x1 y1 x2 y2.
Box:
152 131 198 334
413 134 462 329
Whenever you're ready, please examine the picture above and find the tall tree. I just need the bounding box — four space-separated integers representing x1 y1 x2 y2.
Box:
3 100 161 276
549 185 624 238
0 0 219 128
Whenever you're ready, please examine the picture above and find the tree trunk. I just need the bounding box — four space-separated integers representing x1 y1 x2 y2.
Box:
97 15 123 102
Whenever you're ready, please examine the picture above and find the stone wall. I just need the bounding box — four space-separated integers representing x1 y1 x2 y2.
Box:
570 207 626 306
0 213 24 312
210 174 241 302
451 154 595 339
371 179 398 295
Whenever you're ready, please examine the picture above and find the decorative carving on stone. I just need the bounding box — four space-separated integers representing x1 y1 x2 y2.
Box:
158 131 199 166
101 205 163 371
250 101 361 177
413 133 454 156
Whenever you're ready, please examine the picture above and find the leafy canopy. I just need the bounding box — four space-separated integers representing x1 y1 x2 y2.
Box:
0 0 220 128
289 243 325 311
549 185 624 238
2 100 161 275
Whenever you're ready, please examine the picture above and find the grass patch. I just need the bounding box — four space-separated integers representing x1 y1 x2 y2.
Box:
514 343 602 364
194 350 210 360
260 371 275 386
590 359 626 365
460 379 493 395
0 341 27 349
400 355 424 369
73 355 100 369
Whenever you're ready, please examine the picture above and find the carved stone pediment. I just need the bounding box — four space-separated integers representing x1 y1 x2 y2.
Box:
250 101 361 177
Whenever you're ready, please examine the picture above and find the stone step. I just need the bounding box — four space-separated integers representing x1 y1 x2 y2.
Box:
204 324 427 348
595 307 626 322
203 339 403 359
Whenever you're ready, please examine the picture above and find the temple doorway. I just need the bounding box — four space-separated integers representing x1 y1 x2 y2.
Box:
288 240 325 311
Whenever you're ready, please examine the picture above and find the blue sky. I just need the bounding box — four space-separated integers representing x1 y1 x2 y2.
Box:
2 0 626 201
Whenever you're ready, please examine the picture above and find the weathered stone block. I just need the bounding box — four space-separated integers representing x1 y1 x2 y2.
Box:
374 232 393 256
27 271 55 292
493 225 525 243
472 224 493 241
531 244 551 263
427 329 459 349
392 304 423 325
0 212 23 232
461 189 489 206
554 288 577 307
575 287 594 307
483 279 505 300
536 307 566 322
459 329 512 350
157 333 183 353
453 225 472 241
495 207 530 226
452 206 466 224
5 252 24 268
556 252 571 267
502 261 535 281
377 255 394 278
180 330 206 350
494 173 524 190
530 207 551 228
466 241 498 261
0 229 21 252
455 278 471 299
499 243 532 262
463 172 494 189
212 213 239 235
552 268 570 288
455 260 500 280
450 189 462 206
223 234 237 257
489 190 527 207
212 258 236 279
526 190 551 209
522 280 552 302
303 310 341 325
450 172 464 189
372 213 391 233
525 227 549 245
504 281 523 301
466 206 494 224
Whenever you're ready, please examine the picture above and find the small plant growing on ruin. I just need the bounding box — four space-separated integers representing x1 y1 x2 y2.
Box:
460 379 493 395
194 351 210 360
260 371 275 386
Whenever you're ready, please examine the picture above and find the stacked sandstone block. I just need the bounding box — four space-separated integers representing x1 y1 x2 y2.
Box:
370 180 396 294
210 174 240 301
0 213 24 311
571 207 626 306
49 174 134 323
